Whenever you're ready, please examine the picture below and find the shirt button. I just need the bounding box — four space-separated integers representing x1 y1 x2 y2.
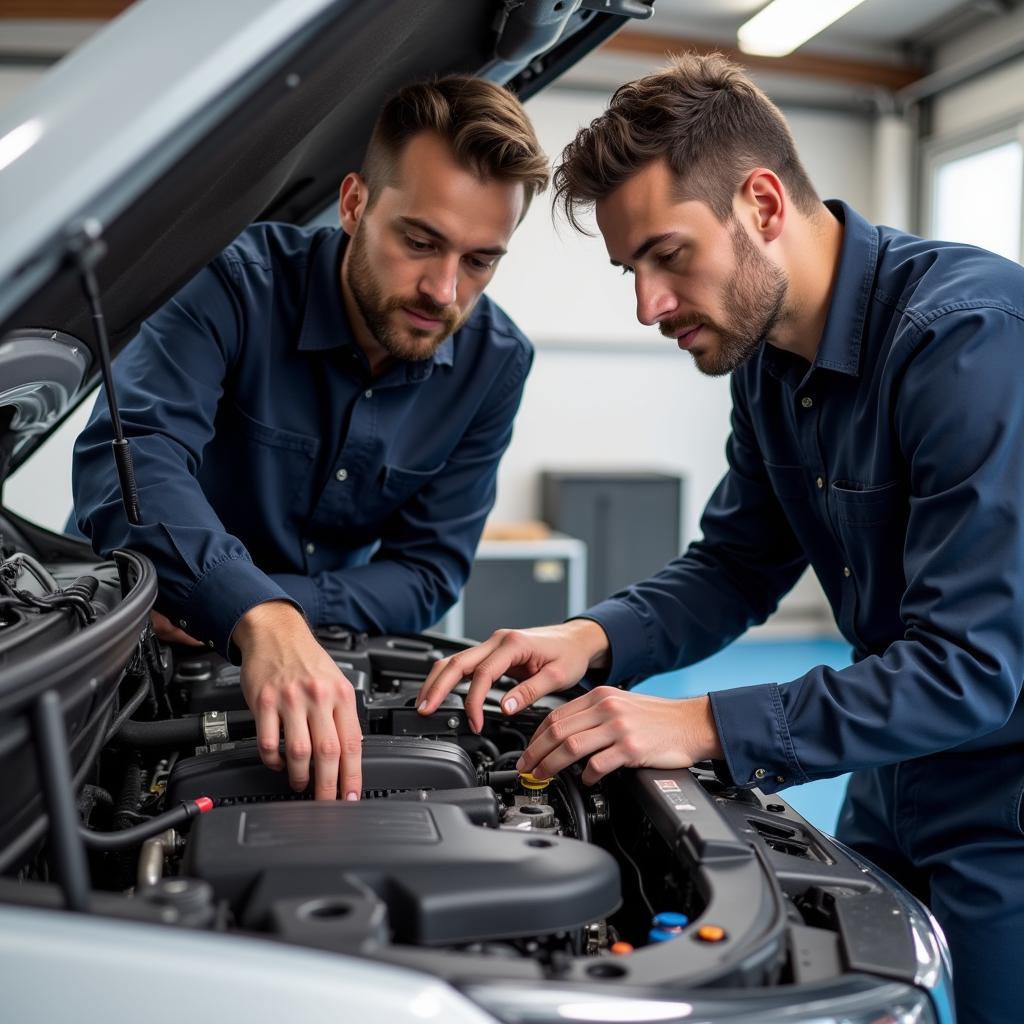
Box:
815 476 824 489
801 396 814 409
178 618 187 628
364 389 373 399
754 768 767 780
306 542 316 555
336 468 348 482
843 566 851 578
775 775 785 784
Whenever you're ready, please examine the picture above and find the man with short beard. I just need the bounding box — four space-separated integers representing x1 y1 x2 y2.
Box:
417 54 1024 1024
73 76 547 805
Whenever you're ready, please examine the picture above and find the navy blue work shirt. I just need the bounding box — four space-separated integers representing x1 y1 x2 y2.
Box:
73 223 532 657
582 201 1024 792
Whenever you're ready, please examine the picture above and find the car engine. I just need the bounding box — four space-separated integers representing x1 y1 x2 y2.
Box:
0 537 948 1009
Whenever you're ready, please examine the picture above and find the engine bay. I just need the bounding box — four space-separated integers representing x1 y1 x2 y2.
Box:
0 536 930 999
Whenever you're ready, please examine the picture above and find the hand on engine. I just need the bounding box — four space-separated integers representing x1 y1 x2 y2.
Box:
415 619 612 733
517 687 724 786
232 600 362 801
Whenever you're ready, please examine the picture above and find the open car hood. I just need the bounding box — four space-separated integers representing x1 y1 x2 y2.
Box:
0 0 651 475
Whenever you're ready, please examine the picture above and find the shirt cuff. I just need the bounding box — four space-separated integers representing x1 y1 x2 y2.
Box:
572 597 651 688
269 573 321 626
709 682 808 793
171 555 302 662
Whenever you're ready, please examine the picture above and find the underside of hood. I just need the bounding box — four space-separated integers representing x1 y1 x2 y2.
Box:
0 0 651 476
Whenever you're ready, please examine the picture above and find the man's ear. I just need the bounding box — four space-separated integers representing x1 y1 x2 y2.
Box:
339 172 369 234
739 169 785 244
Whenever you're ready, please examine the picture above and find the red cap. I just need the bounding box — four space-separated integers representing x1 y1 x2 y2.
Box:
193 797 214 813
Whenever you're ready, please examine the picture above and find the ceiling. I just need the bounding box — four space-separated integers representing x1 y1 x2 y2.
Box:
627 0 1014 60
0 1 1013 58
0 0 1020 97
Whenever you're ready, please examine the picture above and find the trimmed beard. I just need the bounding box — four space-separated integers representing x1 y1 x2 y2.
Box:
660 219 787 377
346 222 467 362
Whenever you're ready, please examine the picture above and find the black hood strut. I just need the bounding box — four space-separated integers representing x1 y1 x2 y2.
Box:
67 221 142 528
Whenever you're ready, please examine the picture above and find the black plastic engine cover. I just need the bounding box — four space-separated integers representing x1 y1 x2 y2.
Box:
185 801 621 945
177 649 373 714
166 736 476 804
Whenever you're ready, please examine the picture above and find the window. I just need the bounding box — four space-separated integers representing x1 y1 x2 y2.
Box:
928 135 1023 262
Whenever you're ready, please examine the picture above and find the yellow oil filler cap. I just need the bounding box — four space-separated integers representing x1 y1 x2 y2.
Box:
517 771 551 792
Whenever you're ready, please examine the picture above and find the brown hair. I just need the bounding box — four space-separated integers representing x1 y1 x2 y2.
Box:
553 52 819 232
363 75 549 215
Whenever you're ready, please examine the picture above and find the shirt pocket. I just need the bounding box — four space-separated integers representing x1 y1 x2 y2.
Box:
219 402 320 520
831 479 906 644
832 479 903 527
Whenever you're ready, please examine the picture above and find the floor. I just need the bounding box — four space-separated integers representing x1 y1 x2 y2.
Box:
633 637 853 835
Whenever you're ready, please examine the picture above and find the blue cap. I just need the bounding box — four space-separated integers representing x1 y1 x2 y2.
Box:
648 927 686 944
652 911 690 930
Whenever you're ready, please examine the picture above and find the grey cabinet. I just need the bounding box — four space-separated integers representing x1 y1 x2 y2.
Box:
437 536 586 641
541 471 683 608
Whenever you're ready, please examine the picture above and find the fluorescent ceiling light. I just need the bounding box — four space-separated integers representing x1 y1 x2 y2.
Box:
737 0 868 57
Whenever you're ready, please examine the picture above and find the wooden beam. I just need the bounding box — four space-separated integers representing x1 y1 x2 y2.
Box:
603 31 924 92
0 1 132 17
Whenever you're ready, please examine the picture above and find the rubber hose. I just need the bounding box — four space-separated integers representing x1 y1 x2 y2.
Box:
80 799 211 851
114 710 255 748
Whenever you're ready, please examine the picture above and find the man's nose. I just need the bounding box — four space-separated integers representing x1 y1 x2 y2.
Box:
635 272 677 327
419 256 459 308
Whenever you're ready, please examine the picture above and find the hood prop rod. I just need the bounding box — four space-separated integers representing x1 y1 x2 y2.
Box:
67 220 142 526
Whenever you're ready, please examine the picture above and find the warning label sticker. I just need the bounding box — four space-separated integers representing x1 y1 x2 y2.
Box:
654 778 696 812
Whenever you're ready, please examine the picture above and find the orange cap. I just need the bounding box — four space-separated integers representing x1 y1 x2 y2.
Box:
610 942 634 955
697 925 726 943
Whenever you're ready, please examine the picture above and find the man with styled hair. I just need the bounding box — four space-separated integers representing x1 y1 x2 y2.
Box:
418 54 1023 1023
74 76 548 804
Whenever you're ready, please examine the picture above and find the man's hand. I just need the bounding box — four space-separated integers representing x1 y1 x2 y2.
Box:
517 687 724 786
150 609 204 646
232 601 362 801
416 619 612 733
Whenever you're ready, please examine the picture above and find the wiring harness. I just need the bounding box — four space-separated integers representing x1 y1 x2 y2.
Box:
0 550 99 626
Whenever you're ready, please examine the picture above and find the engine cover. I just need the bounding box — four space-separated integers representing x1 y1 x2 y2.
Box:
166 736 476 804
184 801 621 946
